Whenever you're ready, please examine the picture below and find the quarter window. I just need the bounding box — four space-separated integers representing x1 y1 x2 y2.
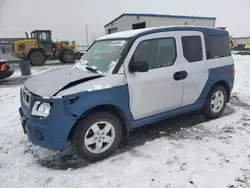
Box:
182 36 203 62
132 38 176 69
205 36 231 59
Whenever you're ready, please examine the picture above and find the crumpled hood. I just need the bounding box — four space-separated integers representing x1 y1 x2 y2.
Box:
24 67 102 97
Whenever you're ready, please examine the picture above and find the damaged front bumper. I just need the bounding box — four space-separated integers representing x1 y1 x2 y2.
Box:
19 89 77 151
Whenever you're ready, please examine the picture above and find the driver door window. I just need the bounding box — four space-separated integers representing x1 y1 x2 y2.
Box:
133 38 177 69
126 36 183 120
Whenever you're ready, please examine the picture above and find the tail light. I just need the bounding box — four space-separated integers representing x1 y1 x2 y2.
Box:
232 64 235 77
0 62 7 71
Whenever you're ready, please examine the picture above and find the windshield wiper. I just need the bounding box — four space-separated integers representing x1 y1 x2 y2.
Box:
85 66 99 73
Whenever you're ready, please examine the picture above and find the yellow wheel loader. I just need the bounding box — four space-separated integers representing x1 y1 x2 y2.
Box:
12 30 84 66
230 36 236 49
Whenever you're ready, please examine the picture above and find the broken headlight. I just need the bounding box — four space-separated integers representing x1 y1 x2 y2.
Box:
31 101 51 118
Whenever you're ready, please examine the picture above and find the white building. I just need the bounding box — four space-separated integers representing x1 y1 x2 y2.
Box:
232 37 250 45
0 38 23 61
105 13 216 34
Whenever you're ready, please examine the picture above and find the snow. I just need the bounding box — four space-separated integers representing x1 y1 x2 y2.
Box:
74 59 88 71
1 55 250 188
0 59 7 62
74 58 118 75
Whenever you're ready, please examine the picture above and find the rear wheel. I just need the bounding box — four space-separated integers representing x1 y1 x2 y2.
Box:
30 51 46 66
61 49 76 63
203 85 228 119
73 111 122 162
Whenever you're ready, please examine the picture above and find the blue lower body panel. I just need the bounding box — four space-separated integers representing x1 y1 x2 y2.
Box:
17 64 234 151
19 107 73 151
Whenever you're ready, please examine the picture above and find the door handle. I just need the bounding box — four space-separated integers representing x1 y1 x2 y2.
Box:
173 72 181 80
173 71 188 81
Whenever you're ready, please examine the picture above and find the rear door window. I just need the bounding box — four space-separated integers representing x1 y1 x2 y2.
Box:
182 36 203 63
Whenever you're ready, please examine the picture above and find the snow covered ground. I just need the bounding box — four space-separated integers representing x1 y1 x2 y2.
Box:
0 56 250 188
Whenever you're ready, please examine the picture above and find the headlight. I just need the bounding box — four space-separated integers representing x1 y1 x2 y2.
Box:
31 101 51 118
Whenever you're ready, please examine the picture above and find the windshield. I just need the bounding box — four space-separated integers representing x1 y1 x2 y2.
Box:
76 39 128 73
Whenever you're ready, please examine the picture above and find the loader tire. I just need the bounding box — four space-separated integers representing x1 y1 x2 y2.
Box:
61 49 76 64
75 52 82 60
30 51 46 66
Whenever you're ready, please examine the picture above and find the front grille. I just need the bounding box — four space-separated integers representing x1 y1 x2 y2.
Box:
22 87 31 107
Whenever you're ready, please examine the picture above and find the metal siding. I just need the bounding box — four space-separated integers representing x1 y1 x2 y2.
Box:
233 38 250 45
105 13 216 27
0 43 20 61
105 16 215 34
146 17 215 28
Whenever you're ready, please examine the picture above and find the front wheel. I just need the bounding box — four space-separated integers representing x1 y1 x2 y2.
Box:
72 111 122 162
61 49 76 63
203 85 228 119
30 51 46 66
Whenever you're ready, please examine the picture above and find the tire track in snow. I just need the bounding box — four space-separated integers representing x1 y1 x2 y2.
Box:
34 100 238 170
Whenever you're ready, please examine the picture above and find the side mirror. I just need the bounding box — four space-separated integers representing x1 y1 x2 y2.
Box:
129 60 149 73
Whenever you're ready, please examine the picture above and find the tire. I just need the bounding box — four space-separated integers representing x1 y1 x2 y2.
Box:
30 51 46 66
61 49 76 63
75 52 84 60
203 85 228 119
72 111 122 162
58 49 65 63
58 56 64 63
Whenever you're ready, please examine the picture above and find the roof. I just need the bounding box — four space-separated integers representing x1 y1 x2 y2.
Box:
98 27 156 40
233 37 250 40
0 38 24 40
97 25 228 41
0 43 13 45
105 13 217 27
31 30 52 33
0 38 24 44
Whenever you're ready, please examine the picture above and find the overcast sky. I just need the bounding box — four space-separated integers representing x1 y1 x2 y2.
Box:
0 0 249 44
